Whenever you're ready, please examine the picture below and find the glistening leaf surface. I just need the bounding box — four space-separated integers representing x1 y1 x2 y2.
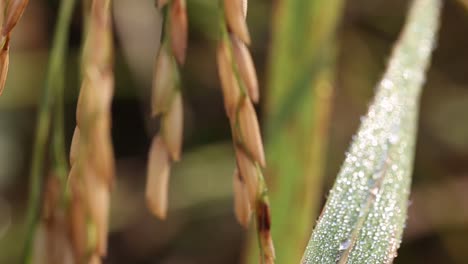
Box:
301 0 442 263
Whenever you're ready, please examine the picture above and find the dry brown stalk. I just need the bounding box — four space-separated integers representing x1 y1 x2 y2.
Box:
0 0 28 95
66 0 115 261
217 0 275 262
146 0 188 220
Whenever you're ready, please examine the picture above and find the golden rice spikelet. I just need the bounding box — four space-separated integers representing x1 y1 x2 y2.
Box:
224 0 250 44
233 169 252 228
2 0 28 36
162 92 183 161
230 36 259 103
68 170 87 262
147 0 188 220
0 0 28 95
69 127 80 165
242 0 248 18
152 47 175 116
88 117 115 183
75 79 87 127
217 41 241 118
170 0 188 64
237 99 266 167
219 0 275 261
75 75 96 128
0 0 4 24
0 44 9 95
146 135 171 219
91 69 114 115
84 168 110 257
235 148 258 206
89 254 102 264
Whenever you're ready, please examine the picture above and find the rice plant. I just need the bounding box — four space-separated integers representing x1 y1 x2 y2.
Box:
0 0 450 263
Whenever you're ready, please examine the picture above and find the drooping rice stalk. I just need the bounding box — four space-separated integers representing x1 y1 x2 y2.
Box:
0 0 29 94
217 0 275 263
146 0 187 220
68 0 115 261
301 0 442 262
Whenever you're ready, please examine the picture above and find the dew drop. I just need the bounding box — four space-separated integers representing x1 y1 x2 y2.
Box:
339 239 352 251
370 187 379 196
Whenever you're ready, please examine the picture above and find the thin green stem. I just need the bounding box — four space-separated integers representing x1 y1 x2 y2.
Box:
23 0 77 263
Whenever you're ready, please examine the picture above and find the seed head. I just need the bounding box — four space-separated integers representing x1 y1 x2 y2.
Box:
89 254 102 264
235 148 258 206
217 41 241 118
2 0 29 36
224 0 250 44
89 119 115 183
238 99 266 166
67 169 87 261
233 169 252 228
84 168 110 256
231 35 259 103
152 47 175 116
146 135 171 219
0 45 9 95
69 127 80 165
162 92 184 161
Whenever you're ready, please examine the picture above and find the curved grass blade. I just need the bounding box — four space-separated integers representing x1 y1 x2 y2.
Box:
301 0 442 263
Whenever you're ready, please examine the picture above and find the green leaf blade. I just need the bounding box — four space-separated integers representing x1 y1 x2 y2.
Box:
301 0 442 263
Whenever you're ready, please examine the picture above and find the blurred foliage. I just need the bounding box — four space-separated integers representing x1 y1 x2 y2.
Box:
246 0 344 263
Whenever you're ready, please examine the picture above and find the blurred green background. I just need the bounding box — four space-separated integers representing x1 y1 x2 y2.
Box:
0 0 468 263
